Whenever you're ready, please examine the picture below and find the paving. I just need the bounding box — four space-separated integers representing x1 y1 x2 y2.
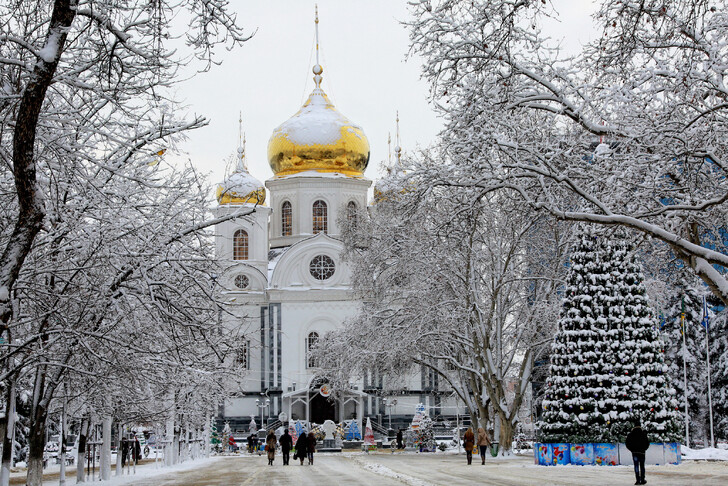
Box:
109 452 728 486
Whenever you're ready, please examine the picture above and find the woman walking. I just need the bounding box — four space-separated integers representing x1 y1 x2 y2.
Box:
306 431 317 465
463 427 475 465
296 430 308 465
477 427 491 465
265 431 277 466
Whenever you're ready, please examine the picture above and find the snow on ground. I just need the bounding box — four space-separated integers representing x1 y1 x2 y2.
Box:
351 456 431 486
682 446 728 461
33 456 227 486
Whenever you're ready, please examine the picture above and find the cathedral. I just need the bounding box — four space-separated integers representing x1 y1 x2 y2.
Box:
212 13 459 434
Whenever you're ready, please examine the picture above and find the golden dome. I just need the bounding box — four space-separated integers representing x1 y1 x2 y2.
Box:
217 146 266 205
267 78 370 177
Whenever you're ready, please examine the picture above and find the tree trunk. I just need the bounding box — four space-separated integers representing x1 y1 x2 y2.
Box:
76 418 88 483
59 401 66 486
25 402 48 486
0 383 16 486
0 0 77 326
203 411 210 458
497 414 514 456
115 423 122 476
100 416 111 480
164 414 174 467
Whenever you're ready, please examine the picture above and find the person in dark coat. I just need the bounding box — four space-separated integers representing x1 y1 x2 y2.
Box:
133 438 141 465
121 438 129 467
463 428 475 465
279 429 293 465
306 431 316 465
625 418 650 485
396 429 404 450
296 431 308 465
247 434 254 453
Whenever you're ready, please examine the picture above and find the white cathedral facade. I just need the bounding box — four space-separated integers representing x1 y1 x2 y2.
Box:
212 37 458 433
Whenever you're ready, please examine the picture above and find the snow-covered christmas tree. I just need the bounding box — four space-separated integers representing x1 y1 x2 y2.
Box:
539 229 680 443
416 415 436 452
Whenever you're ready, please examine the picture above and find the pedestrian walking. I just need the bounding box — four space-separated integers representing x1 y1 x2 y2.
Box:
477 427 491 465
625 418 650 485
133 438 141 464
121 438 129 467
295 430 308 465
280 429 293 465
396 429 404 450
306 431 316 465
247 434 254 454
463 427 475 465
265 431 277 466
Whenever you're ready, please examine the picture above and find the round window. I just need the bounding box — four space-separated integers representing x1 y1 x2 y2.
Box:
309 255 335 281
234 274 250 289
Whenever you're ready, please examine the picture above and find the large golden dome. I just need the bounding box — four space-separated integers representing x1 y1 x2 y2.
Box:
267 66 370 177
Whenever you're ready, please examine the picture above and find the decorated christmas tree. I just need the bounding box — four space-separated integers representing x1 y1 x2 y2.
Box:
416 415 436 452
210 419 221 451
539 229 680 443
364 417 376 451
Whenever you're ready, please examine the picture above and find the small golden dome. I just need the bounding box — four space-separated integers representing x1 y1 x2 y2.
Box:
267 86 370 177
217 147 266 205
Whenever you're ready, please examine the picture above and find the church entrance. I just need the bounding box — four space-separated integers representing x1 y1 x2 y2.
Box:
309 383 336 424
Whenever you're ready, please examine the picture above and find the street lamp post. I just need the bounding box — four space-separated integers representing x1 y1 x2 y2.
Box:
256 398 270 432
382 398 397 430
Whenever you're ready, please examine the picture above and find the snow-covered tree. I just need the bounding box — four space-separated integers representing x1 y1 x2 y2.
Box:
661 278 713 446
711 305 728 440
539 229 680 443
416 415 436 452
0 2 251 483
316 155 569 454
407 0 728 306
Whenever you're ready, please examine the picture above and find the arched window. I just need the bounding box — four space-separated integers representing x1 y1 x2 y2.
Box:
233 229 248 260
307 332 320 368
346 201 358 225
312 200 327 234
281 201 292 236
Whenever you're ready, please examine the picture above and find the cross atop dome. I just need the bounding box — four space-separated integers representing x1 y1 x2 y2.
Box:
266 6 370 178
216 113 266 205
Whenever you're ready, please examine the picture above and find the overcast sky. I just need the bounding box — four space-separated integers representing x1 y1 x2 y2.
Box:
171 1 598 192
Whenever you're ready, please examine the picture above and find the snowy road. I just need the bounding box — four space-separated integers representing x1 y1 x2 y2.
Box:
65 453 728 486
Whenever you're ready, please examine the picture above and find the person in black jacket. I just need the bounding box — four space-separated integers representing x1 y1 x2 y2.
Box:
279 429 293 465
625 419 650 485
295 431 308 465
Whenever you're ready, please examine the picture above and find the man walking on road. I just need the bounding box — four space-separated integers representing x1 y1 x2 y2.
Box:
626 418 650 485
280 429 293 465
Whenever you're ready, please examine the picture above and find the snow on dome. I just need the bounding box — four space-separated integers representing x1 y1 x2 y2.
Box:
267 87 370 177
216 155 266 206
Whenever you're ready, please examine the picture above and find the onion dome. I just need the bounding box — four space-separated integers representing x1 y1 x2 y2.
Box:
216 143 266 205
267 8 369 178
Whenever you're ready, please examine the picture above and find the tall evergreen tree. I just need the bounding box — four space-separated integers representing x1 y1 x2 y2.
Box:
539 230 680 443
709 304 728 441
662 279 711 446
